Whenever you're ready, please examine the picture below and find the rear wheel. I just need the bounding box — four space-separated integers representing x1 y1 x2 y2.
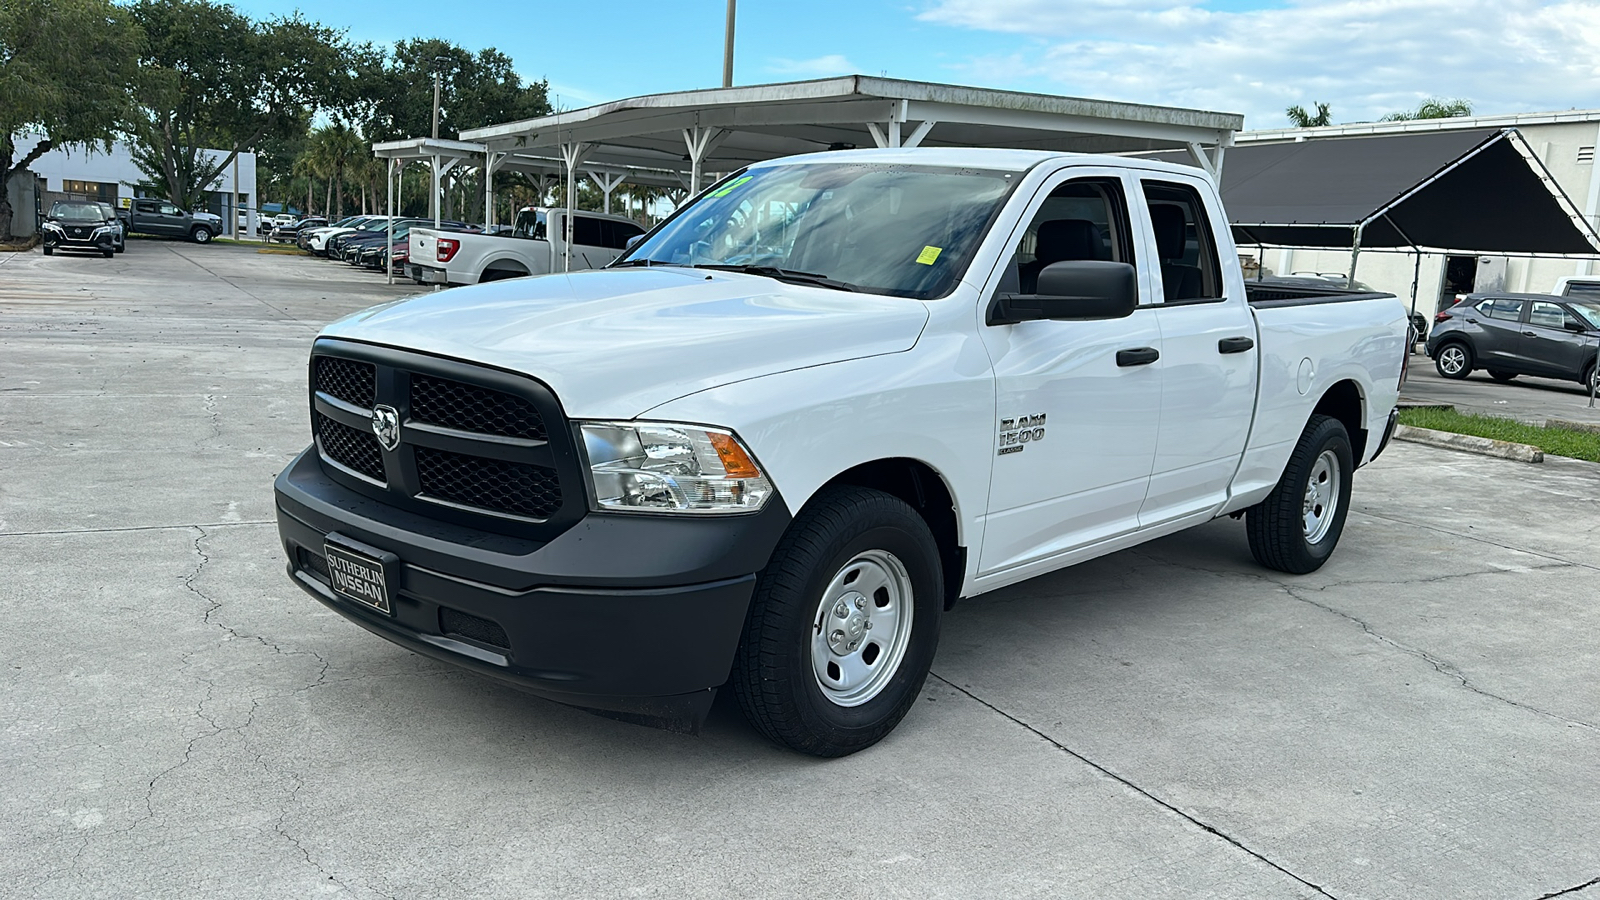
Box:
1584 361 1599 394
1488 369 1516 382
732 486 943 757
1435 342 1472 379
1246 415 1354 575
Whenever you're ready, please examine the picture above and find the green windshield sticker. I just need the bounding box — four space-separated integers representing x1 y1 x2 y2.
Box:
916 245 943 265
708 176 753 198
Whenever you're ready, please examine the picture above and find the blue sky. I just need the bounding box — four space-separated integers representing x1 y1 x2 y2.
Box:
232 0 1600 129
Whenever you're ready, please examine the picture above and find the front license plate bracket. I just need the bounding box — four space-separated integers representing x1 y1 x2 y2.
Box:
323 532 400 616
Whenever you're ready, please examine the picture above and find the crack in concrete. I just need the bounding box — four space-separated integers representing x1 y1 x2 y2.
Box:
1125 550 1600 733
272 769 356 895
931 673 1341 899
1276 581 1600 733
1535 875 1600 899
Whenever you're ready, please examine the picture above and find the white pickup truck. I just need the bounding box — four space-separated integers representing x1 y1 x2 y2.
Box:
275 148 1407 757
408 207 645 285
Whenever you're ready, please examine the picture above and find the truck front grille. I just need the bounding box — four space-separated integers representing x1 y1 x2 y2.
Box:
316 413 386 481
316 357 375 408
307 341 582 541
411 375 546 440
416 447 562 519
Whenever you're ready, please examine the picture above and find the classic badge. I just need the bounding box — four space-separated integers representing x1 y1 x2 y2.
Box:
371 404 401 451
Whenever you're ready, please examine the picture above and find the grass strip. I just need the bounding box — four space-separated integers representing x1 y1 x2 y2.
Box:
1398 407 1600 462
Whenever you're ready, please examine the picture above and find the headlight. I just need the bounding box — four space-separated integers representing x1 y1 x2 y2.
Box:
579 421 773 514
44 222 64 232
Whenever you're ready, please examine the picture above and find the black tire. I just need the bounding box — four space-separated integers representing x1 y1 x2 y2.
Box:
190 226 212 243
1488 369 1516 382
102 247 113 258
732 485 944 757
1584 361 1599 394
42 245 53 256
1246 414 1355 575
1434 341 1472 379
114 243 124 253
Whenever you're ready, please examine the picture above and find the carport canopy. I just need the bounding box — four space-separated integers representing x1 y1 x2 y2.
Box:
1156 128 1600 255
460 75 1243 186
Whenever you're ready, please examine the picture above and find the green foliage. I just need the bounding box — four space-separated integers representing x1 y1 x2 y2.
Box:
354 38 552 142
124 0 354 208
1285 102 1332 128
1381 98 1473 122
0 0 138 237
1398 407 1600 461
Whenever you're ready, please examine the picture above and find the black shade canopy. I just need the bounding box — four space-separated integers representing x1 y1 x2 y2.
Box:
1155 129 1599 254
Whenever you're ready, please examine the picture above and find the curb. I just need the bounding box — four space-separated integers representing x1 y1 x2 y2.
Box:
1547 418 1600 435
1393 425 1543 463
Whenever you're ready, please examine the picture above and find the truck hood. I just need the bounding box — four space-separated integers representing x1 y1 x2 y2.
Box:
321 267 930 417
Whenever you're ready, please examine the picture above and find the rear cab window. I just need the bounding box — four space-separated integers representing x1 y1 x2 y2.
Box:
1140 181 1223 302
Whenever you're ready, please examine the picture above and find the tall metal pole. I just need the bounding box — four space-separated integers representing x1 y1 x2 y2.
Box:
432 71 442 140
722 0 736 88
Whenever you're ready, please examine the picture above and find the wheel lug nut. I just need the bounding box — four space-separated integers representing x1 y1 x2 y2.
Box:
854 597 865 610
833 602 848 618
864 620 872 630
847 641 858 651
830 629 845 644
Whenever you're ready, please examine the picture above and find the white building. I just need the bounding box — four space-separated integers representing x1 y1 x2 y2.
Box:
14 135 258 236
1235 110 1600 314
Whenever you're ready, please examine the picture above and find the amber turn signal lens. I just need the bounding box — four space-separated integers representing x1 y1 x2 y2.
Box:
707 432 761 478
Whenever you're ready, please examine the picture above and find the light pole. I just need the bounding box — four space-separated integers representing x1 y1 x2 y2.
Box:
723 0 736 88
431 55 450 139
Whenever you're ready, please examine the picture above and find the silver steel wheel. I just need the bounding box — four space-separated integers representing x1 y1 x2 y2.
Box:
1302 449 1341 544
1439 345 1466 375
810 549 915 708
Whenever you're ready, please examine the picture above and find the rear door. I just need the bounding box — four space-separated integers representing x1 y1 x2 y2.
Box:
1133 176 1259 525
1521 299 1590 378
1469 297 1526 368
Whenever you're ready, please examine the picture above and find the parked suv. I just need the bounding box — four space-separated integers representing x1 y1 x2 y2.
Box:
1427 292 1600 391
41 201 118 257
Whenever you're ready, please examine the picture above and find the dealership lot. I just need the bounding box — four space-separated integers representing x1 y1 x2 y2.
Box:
2 244 1599 899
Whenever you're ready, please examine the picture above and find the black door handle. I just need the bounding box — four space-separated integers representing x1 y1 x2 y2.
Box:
1117 347 1160 367
1465 317 1478 324
1218 336 1255 354
1522 331 1537 337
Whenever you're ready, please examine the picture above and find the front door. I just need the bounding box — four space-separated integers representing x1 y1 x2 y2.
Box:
1135 177 1259 524
977 169 1162 576
1521 299 1590 378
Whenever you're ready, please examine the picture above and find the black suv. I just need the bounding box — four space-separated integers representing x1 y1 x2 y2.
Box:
41 202 118 258
1426 292 1600 391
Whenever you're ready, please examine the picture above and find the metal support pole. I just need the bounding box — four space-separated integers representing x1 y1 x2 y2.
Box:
1348 222 1365 284
722 0 736 88
560 143 591 273
430 155 441 227
386 159 395 285
231 154 240 240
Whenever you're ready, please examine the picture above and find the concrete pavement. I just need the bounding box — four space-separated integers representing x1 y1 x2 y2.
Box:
3 242 1599 899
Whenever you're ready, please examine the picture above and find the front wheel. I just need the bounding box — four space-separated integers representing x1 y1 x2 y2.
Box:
1246 414 1354 575
190 226 213 243
101 247 113 258
732 486 943 757
1435 342 1472 379
42 245 54 256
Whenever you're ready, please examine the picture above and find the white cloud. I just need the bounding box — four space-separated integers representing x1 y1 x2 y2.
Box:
766 54 861 77
918 0 1600 128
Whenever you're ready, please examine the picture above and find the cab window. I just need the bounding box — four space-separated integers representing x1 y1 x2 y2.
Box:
1141 181 1222 302
1004 179 1132 295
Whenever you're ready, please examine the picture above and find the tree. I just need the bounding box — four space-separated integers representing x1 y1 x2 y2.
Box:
124 0 352 209
354 39 552 143
0 0 138 239
1286 102 1333 128
1381 98 1473 121
298 123 368 218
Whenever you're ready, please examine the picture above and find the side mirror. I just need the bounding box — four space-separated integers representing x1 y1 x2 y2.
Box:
1566 321 1588 333
990 261 1138 325
624 234 645 251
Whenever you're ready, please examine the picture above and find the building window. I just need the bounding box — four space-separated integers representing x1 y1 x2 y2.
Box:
1579 146 1595 165
62 180 118 202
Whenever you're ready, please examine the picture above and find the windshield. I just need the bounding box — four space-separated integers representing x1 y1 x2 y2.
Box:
619 162 1018 299
50 202 105 222
1569 301 1600 330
